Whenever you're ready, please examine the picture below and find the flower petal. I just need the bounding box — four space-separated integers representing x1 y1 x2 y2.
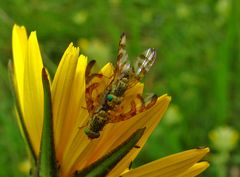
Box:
12 24 27 107
51 43 80 160
121 148 209 177
177 161 209 177
60 55 89 168
23 31 44 155
12 25 44 155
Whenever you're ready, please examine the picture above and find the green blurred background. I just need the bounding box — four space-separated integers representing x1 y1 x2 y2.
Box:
0 0 239 176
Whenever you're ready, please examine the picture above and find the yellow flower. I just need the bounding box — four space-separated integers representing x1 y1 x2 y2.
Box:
10 24 209 177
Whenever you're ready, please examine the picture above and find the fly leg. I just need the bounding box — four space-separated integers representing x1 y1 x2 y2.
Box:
137 94 158 113
108 100 137 123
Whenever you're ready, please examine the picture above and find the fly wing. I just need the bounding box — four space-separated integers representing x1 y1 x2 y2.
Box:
126 48 156 88
114 33 130 81
134 48 156 80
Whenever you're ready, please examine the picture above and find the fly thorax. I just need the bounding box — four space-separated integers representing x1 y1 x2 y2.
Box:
113 77 128 96
106 94 122 107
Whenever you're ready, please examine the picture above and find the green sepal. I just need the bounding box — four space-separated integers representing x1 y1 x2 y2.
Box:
73 127 146 177
37 68 57 177
8 60 37 170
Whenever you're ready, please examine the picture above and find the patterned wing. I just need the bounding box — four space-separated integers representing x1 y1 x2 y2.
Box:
126 48 157 88
134 48 156 79
114 33 131 81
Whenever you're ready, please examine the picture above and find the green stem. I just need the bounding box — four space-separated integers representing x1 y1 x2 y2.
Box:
37 68 57 177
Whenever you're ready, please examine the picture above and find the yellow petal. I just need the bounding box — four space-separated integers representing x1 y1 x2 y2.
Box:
51 43 80 161
121 148 209 177
177 161 209 177
12 25 44 155
12 25 27 112
23 31 44 155
60 55 89 167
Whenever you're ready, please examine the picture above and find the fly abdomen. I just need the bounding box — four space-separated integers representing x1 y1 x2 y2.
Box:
84 110 108 139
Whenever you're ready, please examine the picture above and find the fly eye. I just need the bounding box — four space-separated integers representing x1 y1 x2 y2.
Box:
106 94 113 101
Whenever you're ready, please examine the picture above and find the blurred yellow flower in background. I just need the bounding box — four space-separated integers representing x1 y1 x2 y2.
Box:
209 126 239 152
10 24 209 177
